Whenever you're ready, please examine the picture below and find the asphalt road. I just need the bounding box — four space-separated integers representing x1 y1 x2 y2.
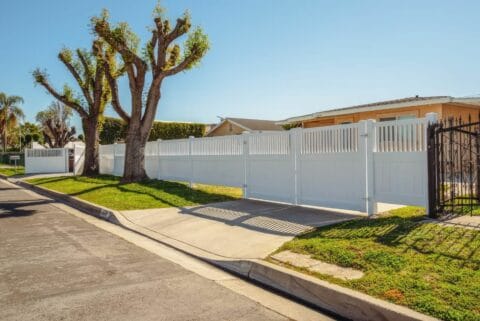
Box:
0 180 296 321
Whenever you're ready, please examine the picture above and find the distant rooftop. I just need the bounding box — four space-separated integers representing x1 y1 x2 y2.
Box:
206 117 284 136
225 117 284 131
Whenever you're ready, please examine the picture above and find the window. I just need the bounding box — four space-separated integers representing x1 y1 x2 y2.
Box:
379 116 396 122
379 114 416 122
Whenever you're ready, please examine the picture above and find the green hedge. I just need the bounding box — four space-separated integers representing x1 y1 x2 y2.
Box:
99 117 206 144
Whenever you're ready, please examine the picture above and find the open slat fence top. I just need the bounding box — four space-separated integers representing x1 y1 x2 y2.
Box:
99 144 114 155
191 135 244 156
374 118 428 152
145 141 159 156
26 148 65 158
248 132 290 155
158 139 190 156
301 123 360 154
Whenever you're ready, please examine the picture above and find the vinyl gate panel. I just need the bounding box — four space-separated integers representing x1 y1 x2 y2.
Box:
247 155 295 203
296 124 366 212
298 153 366 211
192 156 244 187
373 152 427 206
372 119 429 207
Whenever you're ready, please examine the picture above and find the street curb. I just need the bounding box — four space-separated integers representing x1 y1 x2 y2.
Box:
5 177 438 321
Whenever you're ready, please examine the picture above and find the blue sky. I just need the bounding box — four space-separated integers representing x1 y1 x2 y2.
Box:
1 0 480 131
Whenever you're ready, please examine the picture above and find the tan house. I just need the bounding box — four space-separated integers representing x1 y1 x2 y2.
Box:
206 117 284 137
278 96 480 128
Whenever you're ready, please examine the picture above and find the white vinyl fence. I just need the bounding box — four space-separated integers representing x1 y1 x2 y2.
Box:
99 113 438 215
25 148 69 174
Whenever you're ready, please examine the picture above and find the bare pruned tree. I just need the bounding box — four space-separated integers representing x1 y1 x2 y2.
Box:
91 5 209 182
33 40 122 175
36 102 76 148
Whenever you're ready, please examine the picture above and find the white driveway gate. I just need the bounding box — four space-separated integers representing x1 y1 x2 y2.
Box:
99 114 437 215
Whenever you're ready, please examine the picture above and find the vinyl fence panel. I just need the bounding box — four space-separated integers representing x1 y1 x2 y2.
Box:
297 124 366 211
25 148 68 174
99 144 114 175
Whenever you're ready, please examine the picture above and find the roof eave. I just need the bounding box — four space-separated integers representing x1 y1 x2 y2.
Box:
278 97 480 124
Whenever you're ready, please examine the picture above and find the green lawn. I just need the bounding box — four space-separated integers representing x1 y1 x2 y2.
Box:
272 207 480 321
27 175 242 210
0 166 24 177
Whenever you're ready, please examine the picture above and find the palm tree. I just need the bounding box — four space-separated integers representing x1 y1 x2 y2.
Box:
0 93 24 152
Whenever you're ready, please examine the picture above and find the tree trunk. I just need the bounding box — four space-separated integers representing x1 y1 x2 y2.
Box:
3 127 7 152
82 116 100 176
121 121 148 183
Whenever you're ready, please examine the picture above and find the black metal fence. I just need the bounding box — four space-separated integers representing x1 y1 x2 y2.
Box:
427 116 480 217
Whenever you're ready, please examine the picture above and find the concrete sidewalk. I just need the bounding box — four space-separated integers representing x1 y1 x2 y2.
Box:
119 199 360 259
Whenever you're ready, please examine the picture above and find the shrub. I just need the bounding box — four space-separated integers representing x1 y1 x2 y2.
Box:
99 117 206 144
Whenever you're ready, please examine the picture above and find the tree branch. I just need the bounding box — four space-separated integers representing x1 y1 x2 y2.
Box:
77 49 95 89
162 55 195 77
36 78 88 118
58 53 94 107
103 61 130 122
165 17 189 44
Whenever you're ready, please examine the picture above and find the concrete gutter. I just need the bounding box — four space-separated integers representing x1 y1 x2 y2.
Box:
3 176 438 321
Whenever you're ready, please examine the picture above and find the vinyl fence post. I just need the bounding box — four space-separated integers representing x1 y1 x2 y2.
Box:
156 139 162 180
64 148 68 173
242 131 250 199
189 136 194 188
113 143 118 176
24 148 28 174
361 119 377 216
290 127 302 205
425 112 438 217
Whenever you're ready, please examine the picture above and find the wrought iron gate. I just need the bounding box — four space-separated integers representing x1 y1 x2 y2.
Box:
427 116 480 217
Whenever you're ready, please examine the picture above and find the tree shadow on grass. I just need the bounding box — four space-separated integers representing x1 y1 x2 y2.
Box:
297 212 480 268
56 177 238 209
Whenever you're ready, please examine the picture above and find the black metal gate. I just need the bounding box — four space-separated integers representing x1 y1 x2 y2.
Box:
427 116 480 218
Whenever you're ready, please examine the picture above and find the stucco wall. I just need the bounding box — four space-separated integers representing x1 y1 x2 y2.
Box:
303 103 451 128
442 103 480 122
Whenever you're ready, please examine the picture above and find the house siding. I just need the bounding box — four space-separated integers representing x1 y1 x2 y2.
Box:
302 103 480 128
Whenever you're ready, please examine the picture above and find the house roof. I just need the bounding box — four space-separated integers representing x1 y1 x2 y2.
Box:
206 117 283 136
277 96 480 124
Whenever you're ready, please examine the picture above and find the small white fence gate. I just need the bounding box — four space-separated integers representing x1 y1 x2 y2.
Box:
99 114 437 215
25 145 85 175
25 148 69 174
